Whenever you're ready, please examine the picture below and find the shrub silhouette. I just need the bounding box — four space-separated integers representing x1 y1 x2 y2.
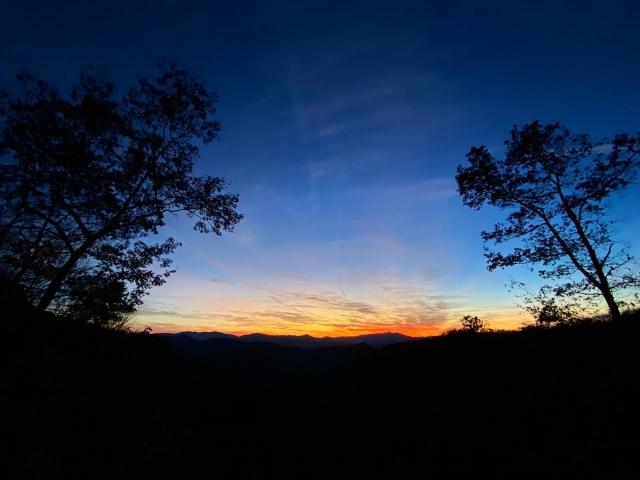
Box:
460 315 489 332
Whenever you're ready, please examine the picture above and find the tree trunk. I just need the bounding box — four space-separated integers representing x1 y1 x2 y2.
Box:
34 245 90 314
600 286 621 321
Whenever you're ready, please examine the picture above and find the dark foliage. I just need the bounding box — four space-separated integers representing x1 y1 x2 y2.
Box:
456 121 640 321
0 62 242 325
459 314 489 332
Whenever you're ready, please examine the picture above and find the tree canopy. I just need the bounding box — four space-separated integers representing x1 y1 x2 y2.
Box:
0 62 243 324
456 121 640 322
460 315 489 332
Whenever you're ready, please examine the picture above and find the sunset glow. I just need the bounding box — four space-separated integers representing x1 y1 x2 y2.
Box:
4 1 639 336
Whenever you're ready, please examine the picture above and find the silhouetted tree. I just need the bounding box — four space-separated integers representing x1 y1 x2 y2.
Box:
456 121 640 322
509 280 583 327
0 62 243 322
460 315 488 332
63 275 136 329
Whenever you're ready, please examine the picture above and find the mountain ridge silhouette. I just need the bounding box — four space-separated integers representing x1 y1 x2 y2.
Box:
159 331 424 348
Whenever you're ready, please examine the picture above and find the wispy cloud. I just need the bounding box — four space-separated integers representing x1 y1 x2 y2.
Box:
274 289 380 316
152 294 195 299
350 178 458 205
196 255 238 270
276 273 309 282
287 67 461 147
315 122 351 138
139 276 469 336
268 294 312 318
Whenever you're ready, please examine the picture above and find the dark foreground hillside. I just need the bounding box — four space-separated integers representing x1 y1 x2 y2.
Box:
2 313 639 479
353 320 640 478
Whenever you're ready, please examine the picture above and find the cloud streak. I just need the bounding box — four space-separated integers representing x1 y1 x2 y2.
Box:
138 278 470 336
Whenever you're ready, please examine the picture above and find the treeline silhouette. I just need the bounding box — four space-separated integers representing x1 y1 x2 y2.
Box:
3 289 639 478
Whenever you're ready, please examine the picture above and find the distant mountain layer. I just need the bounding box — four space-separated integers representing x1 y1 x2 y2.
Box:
159 331 423 348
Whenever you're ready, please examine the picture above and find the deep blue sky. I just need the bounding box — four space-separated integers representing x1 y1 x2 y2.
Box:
2 0 639 334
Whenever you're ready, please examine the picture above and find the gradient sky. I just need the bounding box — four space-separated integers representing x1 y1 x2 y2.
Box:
2 0 639 335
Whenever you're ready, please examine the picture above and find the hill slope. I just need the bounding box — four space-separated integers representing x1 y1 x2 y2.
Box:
3 314 639 478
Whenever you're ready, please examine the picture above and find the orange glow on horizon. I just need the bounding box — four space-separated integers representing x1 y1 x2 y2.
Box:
145 322 479 338
135 305 526 337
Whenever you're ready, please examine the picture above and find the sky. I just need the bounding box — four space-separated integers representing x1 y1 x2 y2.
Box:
2 0 639 335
